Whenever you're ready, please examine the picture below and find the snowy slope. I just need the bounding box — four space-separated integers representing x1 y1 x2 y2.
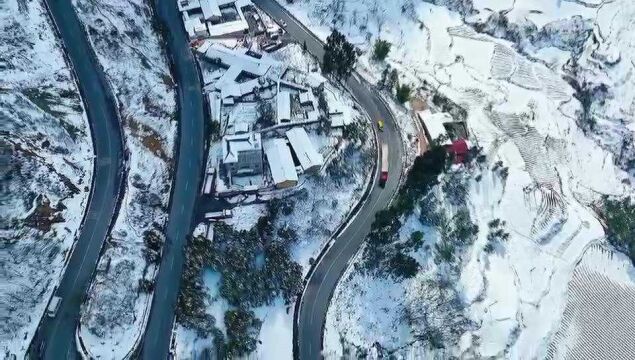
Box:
0 0 93 356
275 0 634 358
70 0 177 357
175 42 375 359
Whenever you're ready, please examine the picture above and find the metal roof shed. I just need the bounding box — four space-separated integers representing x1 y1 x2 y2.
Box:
264 139 298 188
417 110 451 145
200 0 221 21
285 127 323 173
277 92 291 123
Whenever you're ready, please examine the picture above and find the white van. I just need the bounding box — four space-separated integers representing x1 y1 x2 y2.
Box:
47 296 62 317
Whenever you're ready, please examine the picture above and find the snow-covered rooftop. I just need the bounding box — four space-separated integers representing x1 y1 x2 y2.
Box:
222 132 261 164
200 0 221 21
208 92 221 122
182 13 208 38
177 0 201 12
203 43 285 99
264 138 298 187
286 127 323 172
417 110 451 145
277 92 291 123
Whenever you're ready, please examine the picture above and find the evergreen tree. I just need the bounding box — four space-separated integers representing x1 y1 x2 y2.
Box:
373 39 391 61
323 29 357 79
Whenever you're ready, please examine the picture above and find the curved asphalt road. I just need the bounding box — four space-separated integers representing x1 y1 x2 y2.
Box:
140 0 206 358
253 1 404 359
29 0 124 358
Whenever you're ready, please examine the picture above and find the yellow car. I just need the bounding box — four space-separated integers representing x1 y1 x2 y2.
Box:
377 119 384 131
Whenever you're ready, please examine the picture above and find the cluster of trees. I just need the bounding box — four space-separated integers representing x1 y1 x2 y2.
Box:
378 66 412 104
256 97 275 129
224 309 262 357
403 276 474 351
341 121 367 144
323 30 357 79
363 146 449 278
432 93 468 122
142 229 163 265
428 208 479 264
602 196 635 264
176 234 217 337
491 160 509 180
484 218 510 253
176 198 303 357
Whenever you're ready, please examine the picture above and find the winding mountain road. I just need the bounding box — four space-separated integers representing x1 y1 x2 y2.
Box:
28 0 124 357
252 1 404 358
139 0 206 358
29 0 205 358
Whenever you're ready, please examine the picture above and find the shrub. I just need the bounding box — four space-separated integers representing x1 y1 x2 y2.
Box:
396 83 412 104
225 308 262 357
373 39 391 61
404 231 424 250
386 252 419 279
602 196 635 264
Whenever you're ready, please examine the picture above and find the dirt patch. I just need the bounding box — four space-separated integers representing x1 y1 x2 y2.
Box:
160 73 175 88
24 195 65 233
127 117 169 162
410 96 427 112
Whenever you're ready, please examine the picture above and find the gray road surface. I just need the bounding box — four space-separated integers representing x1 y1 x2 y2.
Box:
252 1 405 359
29 0 124 357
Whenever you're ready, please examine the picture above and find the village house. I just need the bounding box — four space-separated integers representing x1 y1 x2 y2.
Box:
264 138 298 188
222 132 263 176
286 127 323 173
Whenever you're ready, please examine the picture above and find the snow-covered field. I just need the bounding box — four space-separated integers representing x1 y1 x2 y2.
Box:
175 42 375 359
70 0 177 357
547 245 635 359
0 0 93 356
276 0 635 358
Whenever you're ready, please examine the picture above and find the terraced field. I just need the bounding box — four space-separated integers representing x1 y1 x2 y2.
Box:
547 245 635 359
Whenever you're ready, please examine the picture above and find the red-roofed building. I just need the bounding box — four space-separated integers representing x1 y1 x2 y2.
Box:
447 138 469 164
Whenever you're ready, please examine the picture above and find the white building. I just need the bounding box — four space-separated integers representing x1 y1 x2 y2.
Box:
202 44 285 101
208 92 221 123
182 14 209 38
200 0 222 22
299 91 313 106
222 132 263 175
286 127 323 173
264 139 298 188
277 92 291 123
417 110 452 145
179 0 250 39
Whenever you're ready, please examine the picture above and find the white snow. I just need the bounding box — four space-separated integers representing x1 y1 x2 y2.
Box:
176 40 375 358
254 298 294 359
276 0 635 357
0 0 93 356
71 0 177 357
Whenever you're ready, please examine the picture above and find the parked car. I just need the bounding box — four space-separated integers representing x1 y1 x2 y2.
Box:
47 296 62 318
377 119 384 131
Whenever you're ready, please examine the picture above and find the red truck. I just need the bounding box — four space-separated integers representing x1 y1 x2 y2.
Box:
379 143 388 187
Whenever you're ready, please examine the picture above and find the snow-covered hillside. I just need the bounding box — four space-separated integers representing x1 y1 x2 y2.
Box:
70 0 177 357
277 0 634 358
0 0 93 356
